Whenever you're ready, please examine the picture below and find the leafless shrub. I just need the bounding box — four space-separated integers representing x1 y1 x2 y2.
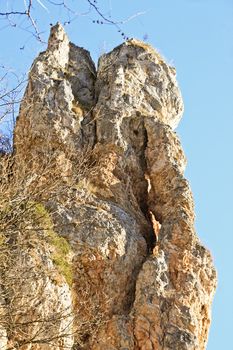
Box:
0 135 12 154
0 67 27 148
0 147 106 349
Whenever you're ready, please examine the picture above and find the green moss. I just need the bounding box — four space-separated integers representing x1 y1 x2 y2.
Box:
33 203 73 286
52 254 73 286
33 202 53 229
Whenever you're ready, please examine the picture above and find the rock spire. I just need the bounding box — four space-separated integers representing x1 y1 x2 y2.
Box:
2 23 216 349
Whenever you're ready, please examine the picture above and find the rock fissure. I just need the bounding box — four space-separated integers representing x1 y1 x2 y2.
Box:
1 23 216 350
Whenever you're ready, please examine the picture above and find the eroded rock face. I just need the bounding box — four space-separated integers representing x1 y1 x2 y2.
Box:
7 23 216 349
14 23 96 174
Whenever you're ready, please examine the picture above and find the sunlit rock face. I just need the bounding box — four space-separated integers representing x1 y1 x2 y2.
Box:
5 23 216 349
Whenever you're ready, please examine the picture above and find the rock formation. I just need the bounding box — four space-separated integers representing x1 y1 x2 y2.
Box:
1 23 216 349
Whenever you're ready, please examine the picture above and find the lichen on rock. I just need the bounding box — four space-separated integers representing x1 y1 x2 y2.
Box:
0 23 216 349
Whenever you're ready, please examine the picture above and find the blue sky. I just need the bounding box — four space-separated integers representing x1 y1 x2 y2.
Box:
0 1 232 348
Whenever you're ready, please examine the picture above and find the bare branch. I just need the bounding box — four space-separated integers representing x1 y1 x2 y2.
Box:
0 145 105 349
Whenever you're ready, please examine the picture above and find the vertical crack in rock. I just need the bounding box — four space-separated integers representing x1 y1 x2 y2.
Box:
132 118 217 350
4 24 217 350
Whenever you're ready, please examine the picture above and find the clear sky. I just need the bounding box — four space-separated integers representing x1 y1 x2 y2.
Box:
0 1 232 349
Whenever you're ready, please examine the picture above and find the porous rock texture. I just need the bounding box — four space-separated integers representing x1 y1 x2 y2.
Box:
4 23 216 349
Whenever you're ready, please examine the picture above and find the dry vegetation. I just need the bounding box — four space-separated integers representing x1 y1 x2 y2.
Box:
0 148 106 349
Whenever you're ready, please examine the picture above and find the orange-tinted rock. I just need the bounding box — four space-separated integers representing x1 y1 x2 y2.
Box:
2 23 216 349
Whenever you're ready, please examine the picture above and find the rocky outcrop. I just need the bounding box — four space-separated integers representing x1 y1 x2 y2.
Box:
2 23 216 349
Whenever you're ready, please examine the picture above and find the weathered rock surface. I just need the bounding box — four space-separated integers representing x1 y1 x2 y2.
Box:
2 23 216 349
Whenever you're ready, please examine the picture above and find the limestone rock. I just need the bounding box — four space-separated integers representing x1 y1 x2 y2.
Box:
14 23 96 170
2 23 216 349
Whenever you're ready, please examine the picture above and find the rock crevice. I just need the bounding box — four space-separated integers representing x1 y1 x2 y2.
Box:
2 23 216 350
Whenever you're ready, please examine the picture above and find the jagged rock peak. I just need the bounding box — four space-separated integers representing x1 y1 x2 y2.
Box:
14 23 97 164
4 24 217 350
47 22 69 58
48 22 68 46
